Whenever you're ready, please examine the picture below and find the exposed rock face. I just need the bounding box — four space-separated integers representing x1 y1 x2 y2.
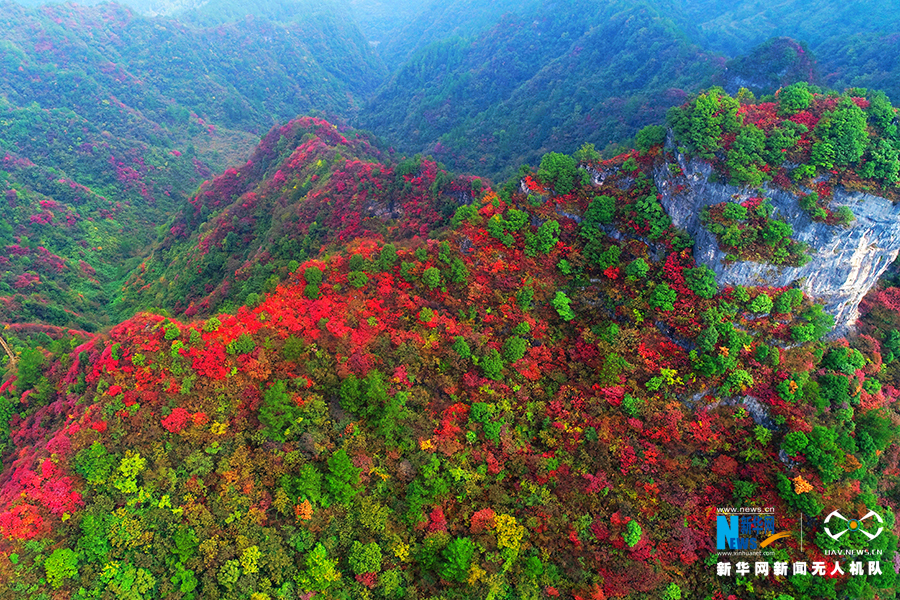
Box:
654 149 900 335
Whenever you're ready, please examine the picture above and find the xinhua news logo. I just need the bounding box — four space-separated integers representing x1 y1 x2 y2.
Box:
716 508 790 552
824 510 884 542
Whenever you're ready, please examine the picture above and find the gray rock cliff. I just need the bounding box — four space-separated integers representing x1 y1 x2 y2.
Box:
654 149 900 335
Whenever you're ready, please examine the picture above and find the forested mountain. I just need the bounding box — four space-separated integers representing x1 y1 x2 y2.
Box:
2 86 900 599
2 6 900 599
113 116 475 319
653 0 900 57
0 1 384 330
359 1 725 181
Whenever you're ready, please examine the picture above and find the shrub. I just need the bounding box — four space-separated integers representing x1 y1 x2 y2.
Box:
625 257 649 279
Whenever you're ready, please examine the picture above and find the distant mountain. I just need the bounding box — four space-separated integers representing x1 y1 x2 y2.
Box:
360 1 724 181
653 0 900 57
369 0 543 71
818 32 900 105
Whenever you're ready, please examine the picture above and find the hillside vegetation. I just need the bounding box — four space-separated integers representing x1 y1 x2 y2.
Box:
1 94 899 597
0 1 384 330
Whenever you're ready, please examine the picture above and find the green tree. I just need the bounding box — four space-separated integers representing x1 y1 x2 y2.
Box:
667 87 739 158
326 449 361 504
777 82 813 116
347 271 368 288
625 258 649 280
649 283 677 311
73 441 117 485
684 265 717 299
636 125 667 151
761 219 793 245
301 544 341 591
503 336 528 362
624 520 642 547
662 583 683 600
551 291 576 321
573 142 601 162
782 431 809 455
722 369 754 394
537 152 580 195
583 195 616 228
696 325 720 354
305 266 323 285
722 202 748 221
811 98 869 168
260 379 301 441
773 289 803 314
481 348 504 380
377 243 398 271
440 537 477 583
527 219 560 256
349 541 383 575
748 293 773 314
422 267 441 289
452 336 471 359
45 548 79 589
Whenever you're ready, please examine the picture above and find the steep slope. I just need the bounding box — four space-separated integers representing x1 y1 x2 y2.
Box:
1 114 898 600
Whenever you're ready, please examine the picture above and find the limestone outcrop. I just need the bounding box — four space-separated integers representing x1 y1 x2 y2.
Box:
654 149 900 335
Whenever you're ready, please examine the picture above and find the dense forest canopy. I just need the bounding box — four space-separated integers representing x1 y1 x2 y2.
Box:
2 2 900 600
